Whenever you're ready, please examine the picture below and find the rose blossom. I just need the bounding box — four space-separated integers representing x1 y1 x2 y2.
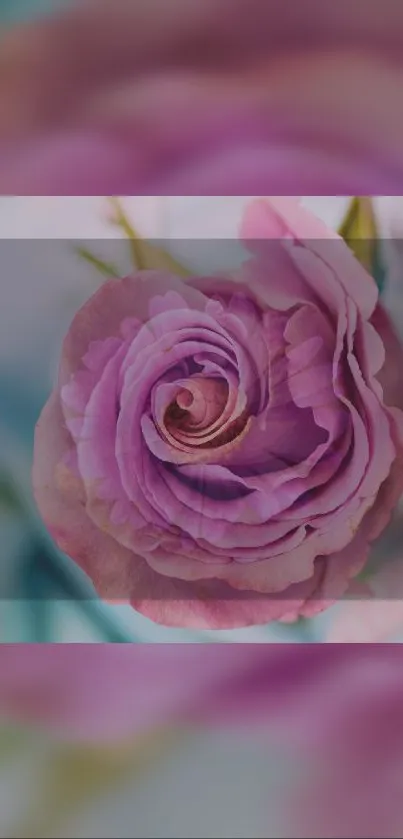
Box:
3 0 403 194
33 197 403 628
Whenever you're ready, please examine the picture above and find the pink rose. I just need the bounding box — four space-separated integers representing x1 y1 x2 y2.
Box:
2 0 403 194
32 198 403 628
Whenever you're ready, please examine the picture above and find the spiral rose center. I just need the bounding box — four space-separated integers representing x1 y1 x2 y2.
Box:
147 371 250 460
176 389 195 411
166 377 229 434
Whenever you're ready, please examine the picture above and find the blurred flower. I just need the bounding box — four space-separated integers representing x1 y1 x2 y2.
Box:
2 644 403 837
1 644 345 748
286 646 403 838
32 198 403 628
0 645 265 743
2 0 403 192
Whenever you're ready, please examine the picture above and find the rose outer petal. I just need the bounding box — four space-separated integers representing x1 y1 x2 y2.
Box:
241 197 378 319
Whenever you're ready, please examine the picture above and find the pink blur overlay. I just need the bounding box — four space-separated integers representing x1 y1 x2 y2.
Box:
0 644 403 837
1 0 403 194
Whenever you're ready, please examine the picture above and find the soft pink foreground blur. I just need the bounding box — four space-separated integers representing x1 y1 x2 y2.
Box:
1 644 403 837
2 0 403 193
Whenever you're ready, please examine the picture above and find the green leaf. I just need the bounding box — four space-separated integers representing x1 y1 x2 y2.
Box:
108 197 191 278
338 197 386 293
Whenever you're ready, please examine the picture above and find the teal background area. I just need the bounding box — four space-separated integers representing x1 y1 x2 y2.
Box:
0 0 69 25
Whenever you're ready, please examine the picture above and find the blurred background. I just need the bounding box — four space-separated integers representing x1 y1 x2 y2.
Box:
0 0 64 25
